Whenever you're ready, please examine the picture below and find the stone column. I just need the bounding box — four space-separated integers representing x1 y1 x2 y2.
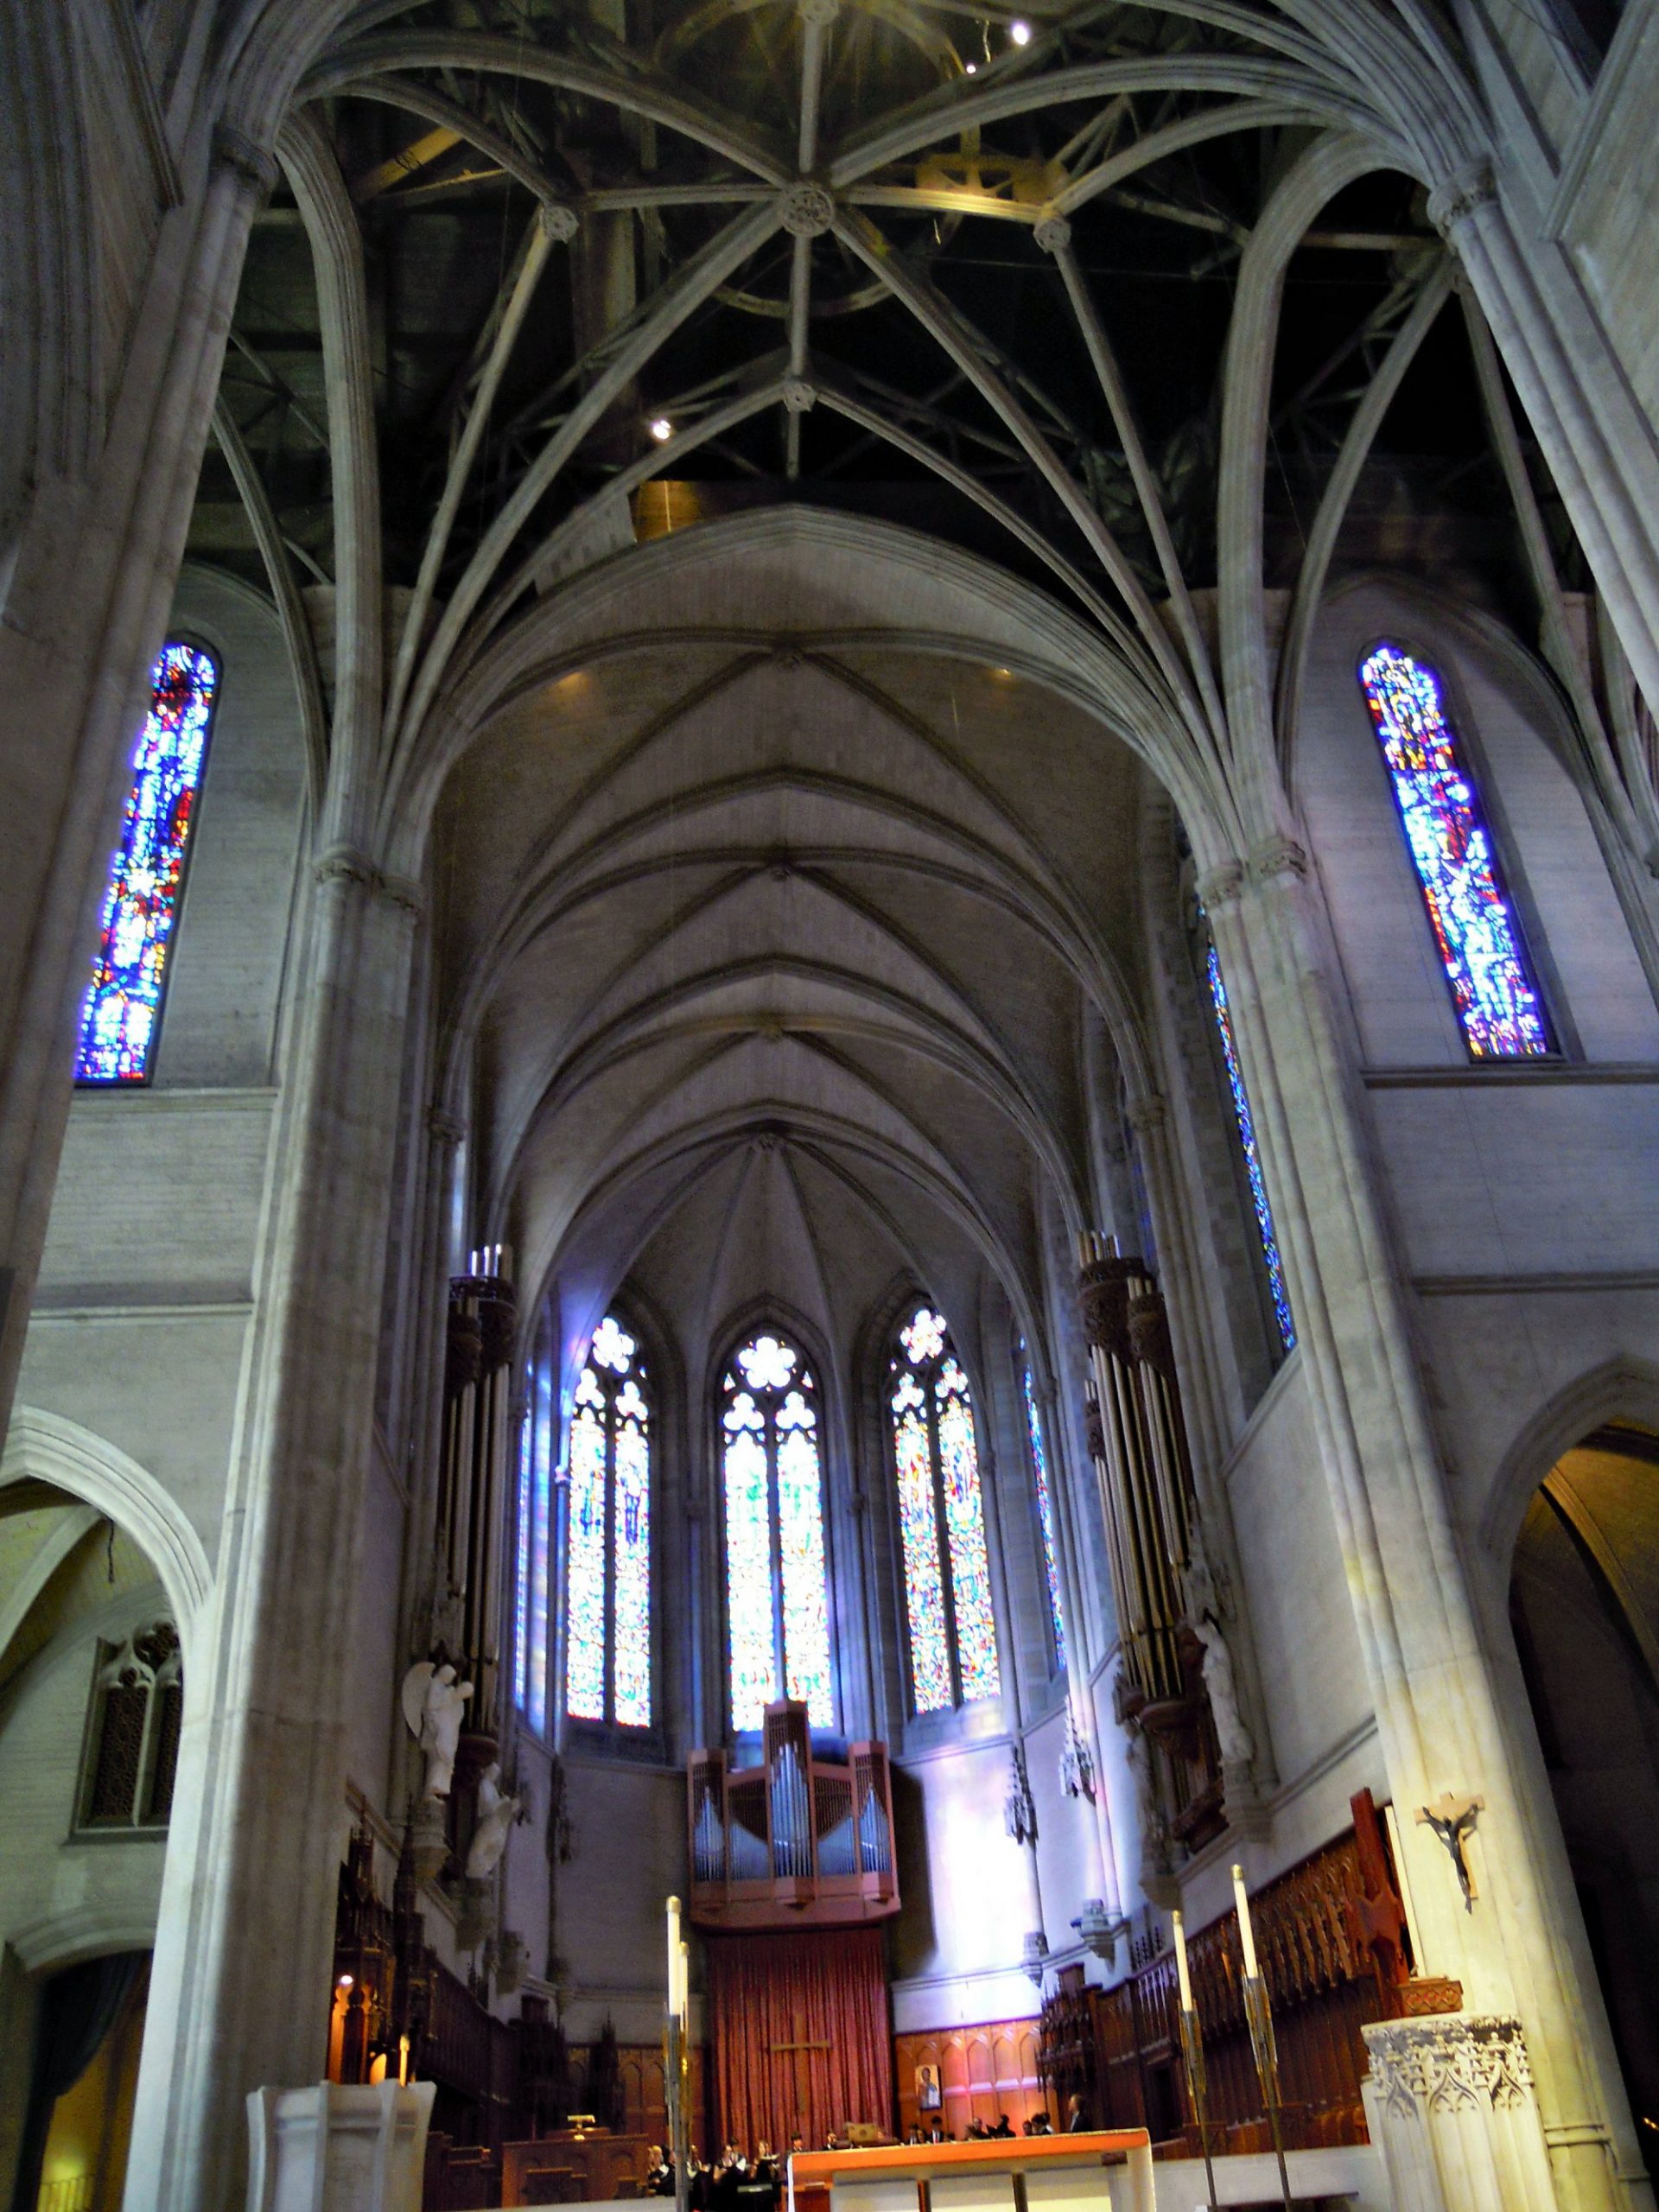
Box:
123 850 424 2212
1362 2016 1556 2212
0 126 272 1447
1432 159 1659 753
1200 836 1652 2211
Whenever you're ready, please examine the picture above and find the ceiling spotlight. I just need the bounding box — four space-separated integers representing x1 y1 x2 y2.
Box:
1009 17 1033 43
964 60 977 72
649 416 674 443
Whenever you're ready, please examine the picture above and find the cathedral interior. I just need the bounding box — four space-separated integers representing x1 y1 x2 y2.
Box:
3 0 1659 2208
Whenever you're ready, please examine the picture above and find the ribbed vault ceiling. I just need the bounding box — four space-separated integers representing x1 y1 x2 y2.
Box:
434 518 1141 1374
186 0 1636 1367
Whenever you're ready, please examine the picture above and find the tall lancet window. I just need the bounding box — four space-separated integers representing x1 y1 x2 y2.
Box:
721 1332 834 1732
889 1306 1001 1714
1020 1356 1066 1671
1358 643 1552 1059
566 1314 652 1729
1205 946 1296 1354
513 1339 555 1736
75 641 219 1083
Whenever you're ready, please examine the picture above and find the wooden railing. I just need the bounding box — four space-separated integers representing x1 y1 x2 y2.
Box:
688 1701 898 1929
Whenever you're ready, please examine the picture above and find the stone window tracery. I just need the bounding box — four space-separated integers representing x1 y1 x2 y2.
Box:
1020 1351 1066 1672
565 1313 652 1729
79 1620 182 1829
721 1330 834 1733
1358 642 1553 1060
889 1305 1001 1715
75 640 219 1084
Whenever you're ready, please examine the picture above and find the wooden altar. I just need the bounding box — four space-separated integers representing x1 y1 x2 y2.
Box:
788 2130 1156 2212
500 2126 651 2205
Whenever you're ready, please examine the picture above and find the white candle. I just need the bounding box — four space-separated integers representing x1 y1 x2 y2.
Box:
1231 1864 1259 1980
679 1939 690 2024
1172 1910 1193 2013
397 2034 410 2086
668 1896 683 2018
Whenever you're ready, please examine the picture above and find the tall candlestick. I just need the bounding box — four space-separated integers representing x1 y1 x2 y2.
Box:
1231 1864 1259 1980
1173 1909 1194 2012
679 1939 690 2023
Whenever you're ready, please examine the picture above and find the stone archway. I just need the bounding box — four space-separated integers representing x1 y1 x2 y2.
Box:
1509 1423 1659 2183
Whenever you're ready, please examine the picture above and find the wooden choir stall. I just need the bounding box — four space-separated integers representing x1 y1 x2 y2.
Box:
499 2121 651 2208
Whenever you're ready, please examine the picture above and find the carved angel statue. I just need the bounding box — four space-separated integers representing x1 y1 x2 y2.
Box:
401 1660 474 1799
465 1761 524 1880
1182 1522 1255 1770
1193 1613 1255 1770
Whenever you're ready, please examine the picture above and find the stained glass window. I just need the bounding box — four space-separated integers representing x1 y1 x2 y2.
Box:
1020 1358 1066 1670
1358 643 1552 1059
513 1343 554 1733
889 1306 1001 1715
75 640 219 1083
721 1332 835 1732
564 1314 652 1727
1206 944 1295 1353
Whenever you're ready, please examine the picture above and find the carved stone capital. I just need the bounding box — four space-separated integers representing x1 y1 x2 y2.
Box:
782 377 817 415
540 202 581 244
779 183 835 238
428 1105 467 1148
798 0 839 24
1193 859 1245 912
213 124 280 201
1427 158 1497 238
313 846 426 921
314 844 378 893
1362 2014 1535 2123
1126 1092 1166 1135
1248 833 1308 884
1033 214 1072 256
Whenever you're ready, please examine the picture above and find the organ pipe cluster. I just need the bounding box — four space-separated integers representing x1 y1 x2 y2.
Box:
1075 1230 1194 1718
438 1252 518 1727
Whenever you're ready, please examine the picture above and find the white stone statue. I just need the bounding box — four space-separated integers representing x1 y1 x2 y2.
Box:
1194 1613 1255 1770
1182 1523 1255 1770
465 1762 523 1880
401 1661 474 1799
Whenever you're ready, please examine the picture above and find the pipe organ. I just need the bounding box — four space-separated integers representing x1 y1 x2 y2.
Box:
436 1255 518 1727
1077 1232 1224 1852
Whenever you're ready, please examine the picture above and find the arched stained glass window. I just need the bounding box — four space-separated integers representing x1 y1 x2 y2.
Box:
1020 1357 1066 1671
566 1314 652 1728
513 1344 554 1735
1358 644 1552 1059
1205 945 1296 1354
721 1332 834 1732
890 1306 1001 1714
75 640 219 1084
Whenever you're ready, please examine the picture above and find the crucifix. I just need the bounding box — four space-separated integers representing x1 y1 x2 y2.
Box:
1416 1793 1484 1911
770 2010 832 2132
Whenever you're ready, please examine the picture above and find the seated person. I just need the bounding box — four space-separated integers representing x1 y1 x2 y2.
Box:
788 2135 806 2164
990 2114 1015 2140
1065 2095 1088 2133
905 2125 925 2145
1023 2112 1053 2137
646 2145 677 2195
925 2121 949 2145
